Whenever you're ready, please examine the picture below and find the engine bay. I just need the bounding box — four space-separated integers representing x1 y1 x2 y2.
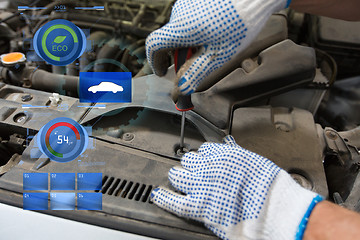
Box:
0 1 359 239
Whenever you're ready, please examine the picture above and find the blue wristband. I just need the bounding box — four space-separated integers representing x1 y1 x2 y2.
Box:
286 0 292 8
295 195 324 240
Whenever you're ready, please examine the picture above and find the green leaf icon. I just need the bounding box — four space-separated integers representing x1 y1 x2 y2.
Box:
53 36 67 44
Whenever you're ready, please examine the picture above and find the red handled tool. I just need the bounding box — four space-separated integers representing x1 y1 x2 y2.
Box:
174 48 195 153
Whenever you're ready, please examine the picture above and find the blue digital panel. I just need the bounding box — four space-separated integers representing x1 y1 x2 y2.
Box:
23 173 48 190
77 193 102 210
23 193 48 210
77 173 102 190
50 173 75 190
79 72 132 103
50 192 75 210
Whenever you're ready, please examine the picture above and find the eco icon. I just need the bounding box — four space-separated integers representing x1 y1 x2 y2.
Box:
33 19 86 66
53 36 67 44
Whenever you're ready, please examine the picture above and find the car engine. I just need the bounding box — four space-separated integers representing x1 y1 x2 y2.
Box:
0 0 359 239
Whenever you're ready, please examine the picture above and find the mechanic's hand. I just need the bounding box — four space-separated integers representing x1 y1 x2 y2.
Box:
146 0 291 95
151 136 323 240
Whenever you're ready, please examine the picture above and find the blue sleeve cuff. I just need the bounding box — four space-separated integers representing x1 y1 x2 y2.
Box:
295 195 324 240
285 0 292 8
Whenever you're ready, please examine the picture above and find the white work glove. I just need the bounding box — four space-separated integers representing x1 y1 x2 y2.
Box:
151 136 324 240
146 0 291 95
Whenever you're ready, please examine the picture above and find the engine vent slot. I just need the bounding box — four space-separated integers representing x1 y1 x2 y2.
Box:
102 177 114 194
101 175 153 203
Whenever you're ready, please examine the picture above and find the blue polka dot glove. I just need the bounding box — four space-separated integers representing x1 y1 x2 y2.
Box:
146 0 291 95
151 136 324 240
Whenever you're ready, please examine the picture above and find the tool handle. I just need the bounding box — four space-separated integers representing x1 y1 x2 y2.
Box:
174 48 194 111
175 95 194 111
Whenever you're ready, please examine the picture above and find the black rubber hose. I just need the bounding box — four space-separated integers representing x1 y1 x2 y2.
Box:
66 62 78 76
79 31 112 72
31 69 78 95
94 38 126 72
0 66 79 95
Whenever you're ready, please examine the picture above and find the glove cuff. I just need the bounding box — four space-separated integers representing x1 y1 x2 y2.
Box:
295 195 324 240
263 170 323 240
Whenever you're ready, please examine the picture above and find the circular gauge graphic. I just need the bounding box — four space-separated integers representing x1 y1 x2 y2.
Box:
33 19 86 66
37 117 88 163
